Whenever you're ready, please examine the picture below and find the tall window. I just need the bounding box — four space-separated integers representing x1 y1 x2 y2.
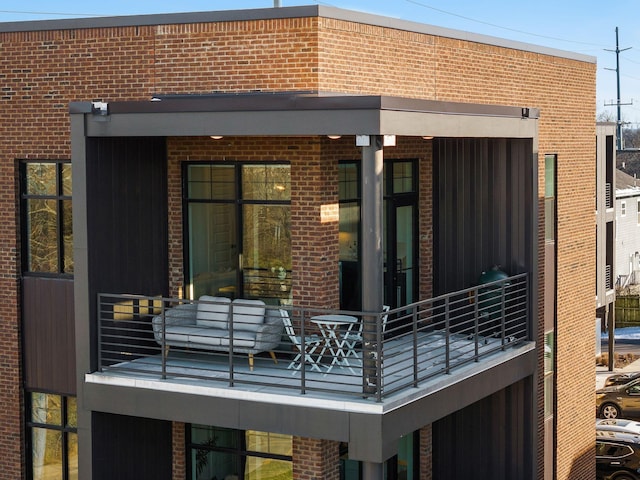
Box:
185 163 291 304
27 392 78 480
20 161 73 275
543 154 557 480
188 426 292 480
339 162 361 310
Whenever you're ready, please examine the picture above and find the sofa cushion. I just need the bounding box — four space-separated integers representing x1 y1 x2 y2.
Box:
165 326 216 344
196 296 231 329
186 327 224 346
219 331 257 348
231 299 266 333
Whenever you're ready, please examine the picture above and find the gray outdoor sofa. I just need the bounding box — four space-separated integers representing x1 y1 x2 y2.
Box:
152 296 284 370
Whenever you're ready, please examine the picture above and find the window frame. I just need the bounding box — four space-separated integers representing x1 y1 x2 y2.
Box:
186 425 293 480
182 161 291 302
25 391 77 480
19 160 73 277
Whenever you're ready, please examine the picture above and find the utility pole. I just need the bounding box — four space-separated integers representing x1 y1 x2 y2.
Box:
605 27 632 151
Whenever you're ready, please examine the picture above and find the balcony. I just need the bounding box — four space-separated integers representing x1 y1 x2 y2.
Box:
94 273 529 403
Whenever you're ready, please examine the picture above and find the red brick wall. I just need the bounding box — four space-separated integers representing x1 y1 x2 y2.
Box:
1 10 596 480
293 436 340 480
172 422 186 479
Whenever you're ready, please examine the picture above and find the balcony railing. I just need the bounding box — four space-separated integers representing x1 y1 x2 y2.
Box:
96 273 528 402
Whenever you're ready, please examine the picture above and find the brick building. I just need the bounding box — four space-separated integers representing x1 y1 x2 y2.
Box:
0 5 596 480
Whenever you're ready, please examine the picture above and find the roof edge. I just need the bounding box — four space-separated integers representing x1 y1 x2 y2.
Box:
0 4 595 65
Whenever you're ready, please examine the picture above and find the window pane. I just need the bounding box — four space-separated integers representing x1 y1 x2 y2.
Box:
68 432 78 480
63 199 74 273
544 154 555 198
31 393 62 426
26 163 57 196
192 450 238 480
243 205 291 303
397 434 414 480
339 163 359 200
27 199 59 272
242 165 290 201
32 427 62 480
62 163 72 196
66 397 77 428
246 431 292 456
339 204 359 261
392 161 414 193
188 165 236 200
188 203 237 300
245 456 292 480
192 425 240 449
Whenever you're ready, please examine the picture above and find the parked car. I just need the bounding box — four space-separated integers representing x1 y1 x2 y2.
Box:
596 430 640 480
597 419 640 435
597 379 640 419
605 372 640 387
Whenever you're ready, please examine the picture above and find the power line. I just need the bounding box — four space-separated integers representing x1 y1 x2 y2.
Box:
405 0 612 48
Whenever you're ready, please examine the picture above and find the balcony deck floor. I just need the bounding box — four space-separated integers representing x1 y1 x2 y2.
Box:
92 331 533 410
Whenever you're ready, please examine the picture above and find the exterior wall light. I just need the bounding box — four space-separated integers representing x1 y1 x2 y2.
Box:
210 135 224 140
327 135 342 139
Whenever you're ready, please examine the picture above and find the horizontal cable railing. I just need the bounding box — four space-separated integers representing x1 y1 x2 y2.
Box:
96 273 528 402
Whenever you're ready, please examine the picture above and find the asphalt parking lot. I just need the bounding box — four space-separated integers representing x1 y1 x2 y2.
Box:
597 338 640 390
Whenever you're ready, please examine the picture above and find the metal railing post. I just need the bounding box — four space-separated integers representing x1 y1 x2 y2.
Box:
445 297 450 373
300 308 306 395
228 301 234 387
474 287 479 361
412 305 419 388
500 281 506 350
160 300 167 379
97 294 103 372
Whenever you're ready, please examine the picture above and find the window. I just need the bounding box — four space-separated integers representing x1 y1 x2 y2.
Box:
20 161 73 275
637 199 640 225
621 200 627 217
188 426 292 480
26 392 77 480
184 163 291 304
596 441 634 458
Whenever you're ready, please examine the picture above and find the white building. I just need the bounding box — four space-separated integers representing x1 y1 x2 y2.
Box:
616 169 640 288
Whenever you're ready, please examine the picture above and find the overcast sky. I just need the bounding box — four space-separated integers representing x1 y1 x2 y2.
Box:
2 0 640 124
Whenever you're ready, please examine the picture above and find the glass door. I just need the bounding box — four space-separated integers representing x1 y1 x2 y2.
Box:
384 161 417 309
385 203 415 308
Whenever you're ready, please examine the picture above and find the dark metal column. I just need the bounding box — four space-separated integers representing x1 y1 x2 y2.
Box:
360 135 385 478
362 461 384 480
361 135 384 394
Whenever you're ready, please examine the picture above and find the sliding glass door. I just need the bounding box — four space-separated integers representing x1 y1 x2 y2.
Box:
185 163 291 305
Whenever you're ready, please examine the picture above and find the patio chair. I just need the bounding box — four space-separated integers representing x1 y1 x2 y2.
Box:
280 310 324 372
341 305 390 358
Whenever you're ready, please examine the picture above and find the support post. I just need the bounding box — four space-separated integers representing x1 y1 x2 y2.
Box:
362 461 384 480
361 135 384 395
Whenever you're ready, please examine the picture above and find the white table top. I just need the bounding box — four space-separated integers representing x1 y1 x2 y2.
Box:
310 314 357 325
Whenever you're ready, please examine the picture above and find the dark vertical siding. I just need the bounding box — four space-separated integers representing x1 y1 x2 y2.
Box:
432 378 533 480
433 138 533 295
22 276 75 394
85 137 169 370
92 412 172 480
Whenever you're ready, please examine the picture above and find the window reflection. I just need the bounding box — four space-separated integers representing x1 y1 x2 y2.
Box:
28 392 77 480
